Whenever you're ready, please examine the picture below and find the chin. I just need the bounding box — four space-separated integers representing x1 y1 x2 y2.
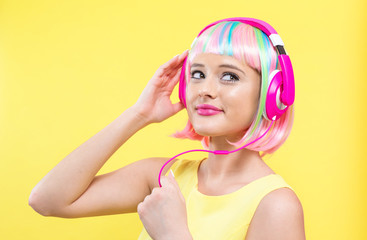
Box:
191 124 225 137
193 122 248 140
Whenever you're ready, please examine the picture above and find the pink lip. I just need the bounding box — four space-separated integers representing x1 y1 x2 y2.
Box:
196 104 223 116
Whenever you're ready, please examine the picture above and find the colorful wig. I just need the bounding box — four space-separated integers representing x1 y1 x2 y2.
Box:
172 21 294 158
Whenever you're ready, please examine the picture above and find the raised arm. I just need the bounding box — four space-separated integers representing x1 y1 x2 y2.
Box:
28 50 188 217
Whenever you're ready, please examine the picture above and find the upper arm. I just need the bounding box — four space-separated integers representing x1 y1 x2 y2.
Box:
48 157 177 218
245 188 306 240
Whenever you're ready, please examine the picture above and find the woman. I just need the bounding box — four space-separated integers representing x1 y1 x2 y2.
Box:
29 18 306 239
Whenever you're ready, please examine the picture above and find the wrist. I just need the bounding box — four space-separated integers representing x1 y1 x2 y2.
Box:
128 105 153 126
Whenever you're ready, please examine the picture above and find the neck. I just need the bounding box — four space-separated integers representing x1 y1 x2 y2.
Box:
202 135 266 182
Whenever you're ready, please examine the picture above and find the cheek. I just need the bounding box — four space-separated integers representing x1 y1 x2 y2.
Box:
185 86 195 118
225 86 259 116
185 84 197 107
185 81 197 98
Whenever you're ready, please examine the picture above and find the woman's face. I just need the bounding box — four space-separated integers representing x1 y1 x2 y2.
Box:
186 53 261 141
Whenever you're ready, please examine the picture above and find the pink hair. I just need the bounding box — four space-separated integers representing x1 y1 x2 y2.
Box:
172 21 294 158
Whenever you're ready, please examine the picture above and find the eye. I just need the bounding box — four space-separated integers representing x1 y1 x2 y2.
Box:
191 70 205 79
222 72 239 82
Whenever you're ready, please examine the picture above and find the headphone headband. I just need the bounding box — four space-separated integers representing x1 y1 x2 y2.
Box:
198 17 278 37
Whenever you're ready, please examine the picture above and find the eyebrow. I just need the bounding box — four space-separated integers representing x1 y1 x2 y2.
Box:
191 63 246 76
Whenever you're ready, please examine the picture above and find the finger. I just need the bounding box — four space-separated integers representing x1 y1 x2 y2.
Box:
163 50 189 71
167 171 185 201
151 187 159 195
166 67 183 89
161 175 176 189
153 59 181 81
155 50 188 79
160 54 180 69
170 169 175 178
172 102 185 114
166 66 181 80
172 64 184 79
168 50 188 68
178 49 189 60
137 202 144 215
160 176 170 188
151 51 188 89
168 170 181 190
174 50 189 68
160 53 182 71
164 61 184 79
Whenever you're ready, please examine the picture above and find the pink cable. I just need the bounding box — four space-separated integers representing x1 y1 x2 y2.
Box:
158 120 274 187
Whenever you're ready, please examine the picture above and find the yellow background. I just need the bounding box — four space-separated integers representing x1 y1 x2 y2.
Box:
1 0 366 239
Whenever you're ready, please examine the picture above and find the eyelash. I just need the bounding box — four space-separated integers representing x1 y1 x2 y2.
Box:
190 70 240 82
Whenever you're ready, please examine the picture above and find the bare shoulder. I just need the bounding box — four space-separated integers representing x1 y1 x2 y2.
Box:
245 187 306 240
145 157 180 191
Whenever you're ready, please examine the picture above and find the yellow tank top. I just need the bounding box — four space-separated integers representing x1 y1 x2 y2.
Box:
138 158 294 240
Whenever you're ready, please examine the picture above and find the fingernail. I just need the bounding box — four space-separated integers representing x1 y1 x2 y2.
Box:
170 169 175 178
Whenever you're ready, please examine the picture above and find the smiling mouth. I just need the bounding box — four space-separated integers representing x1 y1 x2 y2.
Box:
196 104 223 116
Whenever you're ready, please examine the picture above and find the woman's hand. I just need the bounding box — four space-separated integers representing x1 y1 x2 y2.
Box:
133 50 189 124
137 171 192 240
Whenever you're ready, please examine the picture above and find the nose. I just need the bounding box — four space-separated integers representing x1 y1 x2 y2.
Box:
198 75 217 99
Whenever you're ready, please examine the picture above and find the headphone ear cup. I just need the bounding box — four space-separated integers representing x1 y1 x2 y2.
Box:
178 57 188 108
265 70 289 121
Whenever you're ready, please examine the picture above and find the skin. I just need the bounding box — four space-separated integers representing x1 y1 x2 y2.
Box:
186 53 305 239
29 49 304 239
139 52 305 239
29 50 192 240
187 53 261 141
186 53 274 189
138 171 193 240
138 53 305 240
136 50 193 240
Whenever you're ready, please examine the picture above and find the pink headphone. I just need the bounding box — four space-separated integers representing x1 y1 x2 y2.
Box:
178 17 295 121
158 18 295 187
